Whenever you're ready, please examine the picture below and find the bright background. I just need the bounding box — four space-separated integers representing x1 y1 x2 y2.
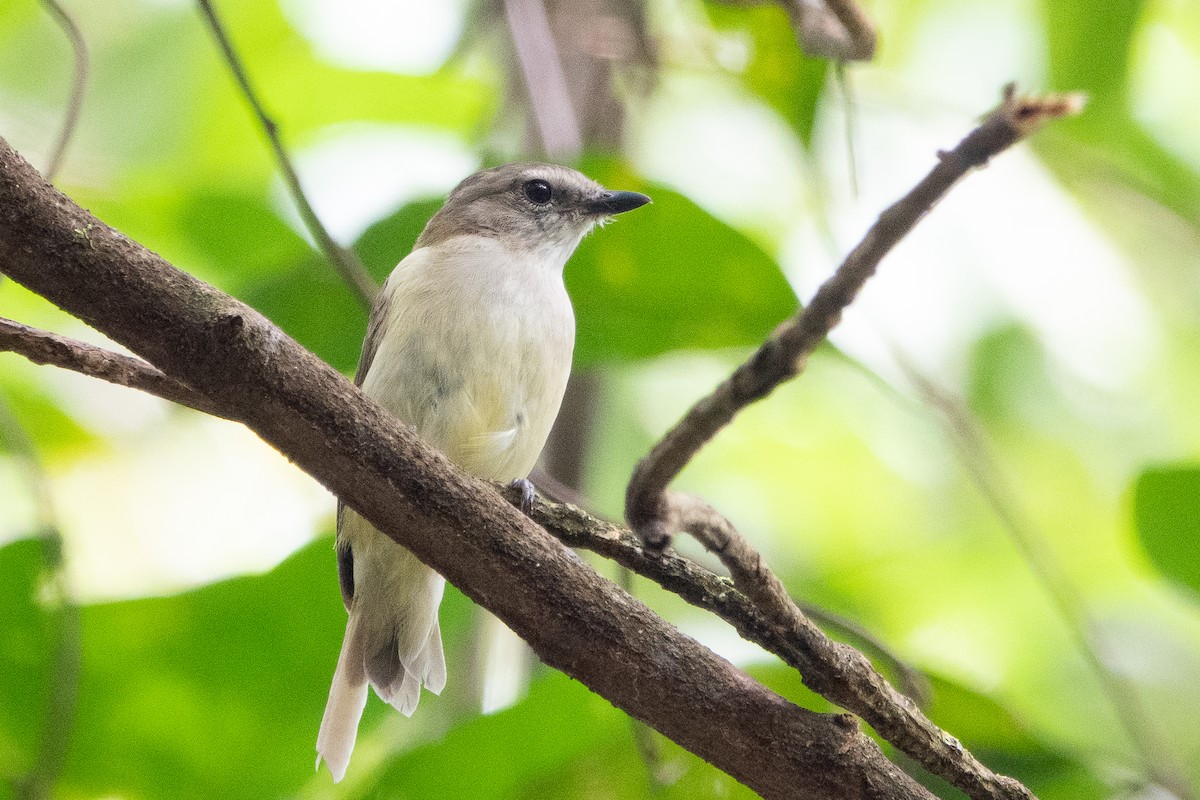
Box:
2 0 1200 798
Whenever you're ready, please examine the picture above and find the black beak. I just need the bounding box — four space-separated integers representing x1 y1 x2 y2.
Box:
587 190 652 216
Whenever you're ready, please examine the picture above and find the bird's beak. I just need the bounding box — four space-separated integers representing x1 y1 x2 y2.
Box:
586 190 652 216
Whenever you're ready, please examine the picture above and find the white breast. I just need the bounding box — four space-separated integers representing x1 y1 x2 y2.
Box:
360 235 576 481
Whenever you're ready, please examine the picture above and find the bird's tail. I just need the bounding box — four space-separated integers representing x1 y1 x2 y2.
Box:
317 544 447 782
316 611 369 783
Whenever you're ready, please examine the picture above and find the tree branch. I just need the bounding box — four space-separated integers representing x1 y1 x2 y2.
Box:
502 0 583 157
624 85 1084 800
0 138 934 800
626 86 1086 551
782 0 876 61
0 317 224 419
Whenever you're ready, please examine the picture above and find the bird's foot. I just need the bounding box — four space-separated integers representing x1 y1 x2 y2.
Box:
507 478 536 516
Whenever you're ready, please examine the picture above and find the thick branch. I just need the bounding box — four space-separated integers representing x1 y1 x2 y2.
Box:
0 317 224 419
0 140 932 800
520 489 1034 800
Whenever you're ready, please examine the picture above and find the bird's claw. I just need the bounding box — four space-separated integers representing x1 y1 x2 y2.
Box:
508 478 536 516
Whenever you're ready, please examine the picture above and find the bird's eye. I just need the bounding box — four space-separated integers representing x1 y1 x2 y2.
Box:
523 179 553 205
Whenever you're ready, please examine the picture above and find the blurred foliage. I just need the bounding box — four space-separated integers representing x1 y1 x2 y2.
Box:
1134 465 1200 598
3 0 1200 798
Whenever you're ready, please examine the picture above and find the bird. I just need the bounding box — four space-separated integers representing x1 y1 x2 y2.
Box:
316 163 650 781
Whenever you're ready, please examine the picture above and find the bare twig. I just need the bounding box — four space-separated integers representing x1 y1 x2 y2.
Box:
194 0 378 310
502 0 584 157
627 85 1086 548
0 396 80 800
38 0 89 182
624 85 1085 800
905 365 1196 800
0 317 224 419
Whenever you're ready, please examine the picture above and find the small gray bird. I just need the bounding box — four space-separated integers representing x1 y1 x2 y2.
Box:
316 163 650 781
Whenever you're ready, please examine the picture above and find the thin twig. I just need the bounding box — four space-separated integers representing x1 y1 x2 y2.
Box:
194 0 378 310
0 395 80 800
835 61 860 198
905 365 1196 800
624 85 1085 800
38 0 89 182
627 85 1086 549
0 317 226 419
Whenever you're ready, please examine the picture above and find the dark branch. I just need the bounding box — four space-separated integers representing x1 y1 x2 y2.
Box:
0 136 933 800
528 469 931 704
626 86 1086 552
0 317 224 419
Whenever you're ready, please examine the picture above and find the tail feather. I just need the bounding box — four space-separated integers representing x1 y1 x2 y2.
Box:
372 620 446 716
316 613 369 783
317 532 449 780
423 620 446 695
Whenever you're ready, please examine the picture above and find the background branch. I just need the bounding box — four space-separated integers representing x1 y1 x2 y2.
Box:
782 0 876 61
194 0 378 310
502 0 583 157
0 136 935 800
0 396 80 800
903 363 1195 800
37 0 88 182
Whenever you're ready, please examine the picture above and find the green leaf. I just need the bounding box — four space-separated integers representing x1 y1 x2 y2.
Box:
371 670 759 800
1133 464 1200 595
1 537 472 800
568 183 797 367
1036 0 1200 223
371 672 625 799
175 189 312 290
239 254 370 375
1041 0 1144 109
